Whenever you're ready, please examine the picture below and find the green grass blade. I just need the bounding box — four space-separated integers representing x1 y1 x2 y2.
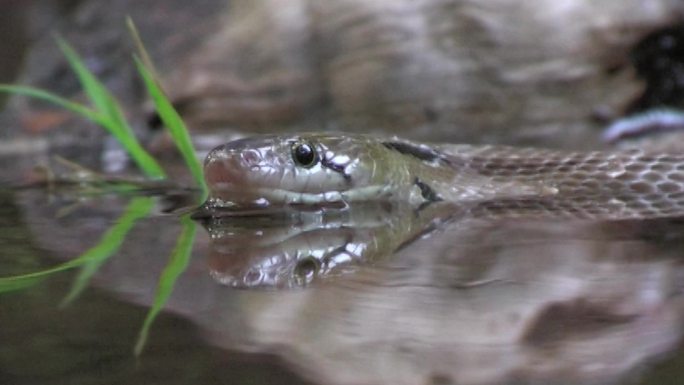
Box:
0 275 44 292
94 117 166 179
55 38 166 179
56 37 113 116
0 83 162 179
0 85 101 122
134 57 207 199
126 17 159 79
134 214 196 356
0 197 154 294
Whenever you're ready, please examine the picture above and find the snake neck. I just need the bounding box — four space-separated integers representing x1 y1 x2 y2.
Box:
393 143 558 204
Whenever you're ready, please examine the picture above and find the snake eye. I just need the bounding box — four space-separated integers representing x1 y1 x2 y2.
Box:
291 142 318 168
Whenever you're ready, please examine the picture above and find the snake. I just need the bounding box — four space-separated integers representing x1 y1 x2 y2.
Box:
202 133 684 219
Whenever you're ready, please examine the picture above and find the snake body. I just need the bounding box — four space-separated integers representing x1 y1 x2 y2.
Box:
203 133 684 219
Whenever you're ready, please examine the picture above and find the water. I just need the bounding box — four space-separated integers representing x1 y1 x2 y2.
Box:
3 182 684 385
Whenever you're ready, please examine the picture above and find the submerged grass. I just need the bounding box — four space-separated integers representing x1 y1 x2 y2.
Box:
0 25 207 354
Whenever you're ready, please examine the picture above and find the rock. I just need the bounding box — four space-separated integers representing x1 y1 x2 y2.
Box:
164 0 684 148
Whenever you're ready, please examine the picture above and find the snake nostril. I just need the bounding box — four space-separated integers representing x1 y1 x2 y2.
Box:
241 149 262 166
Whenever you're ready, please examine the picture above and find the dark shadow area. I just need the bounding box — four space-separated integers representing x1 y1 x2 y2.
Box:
630 24 684 112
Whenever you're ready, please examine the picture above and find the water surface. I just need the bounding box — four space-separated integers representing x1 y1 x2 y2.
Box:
2 184 684 385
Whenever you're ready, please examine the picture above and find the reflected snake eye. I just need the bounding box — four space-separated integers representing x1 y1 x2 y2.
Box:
291 142 318 168
293 256 320 286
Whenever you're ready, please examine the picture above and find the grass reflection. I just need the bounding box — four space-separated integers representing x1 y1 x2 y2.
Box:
135 213 197 356
0 196 154 293
60 197 156 306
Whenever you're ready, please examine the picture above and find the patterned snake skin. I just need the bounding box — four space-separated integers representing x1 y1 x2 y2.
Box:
441 145 684 219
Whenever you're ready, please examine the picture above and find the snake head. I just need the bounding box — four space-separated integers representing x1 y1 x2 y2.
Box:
203 134 409 208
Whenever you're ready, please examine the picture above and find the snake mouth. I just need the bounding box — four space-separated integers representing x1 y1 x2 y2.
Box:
203 145 280 207
204 186 392 210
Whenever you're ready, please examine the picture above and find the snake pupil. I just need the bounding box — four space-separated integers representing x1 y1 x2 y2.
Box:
292 142 317 167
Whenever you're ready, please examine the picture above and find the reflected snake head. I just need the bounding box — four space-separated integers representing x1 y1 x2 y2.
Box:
202 201 436 289
207 226 367 289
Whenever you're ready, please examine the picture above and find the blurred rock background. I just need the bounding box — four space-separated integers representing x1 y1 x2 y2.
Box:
2 0 684 171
